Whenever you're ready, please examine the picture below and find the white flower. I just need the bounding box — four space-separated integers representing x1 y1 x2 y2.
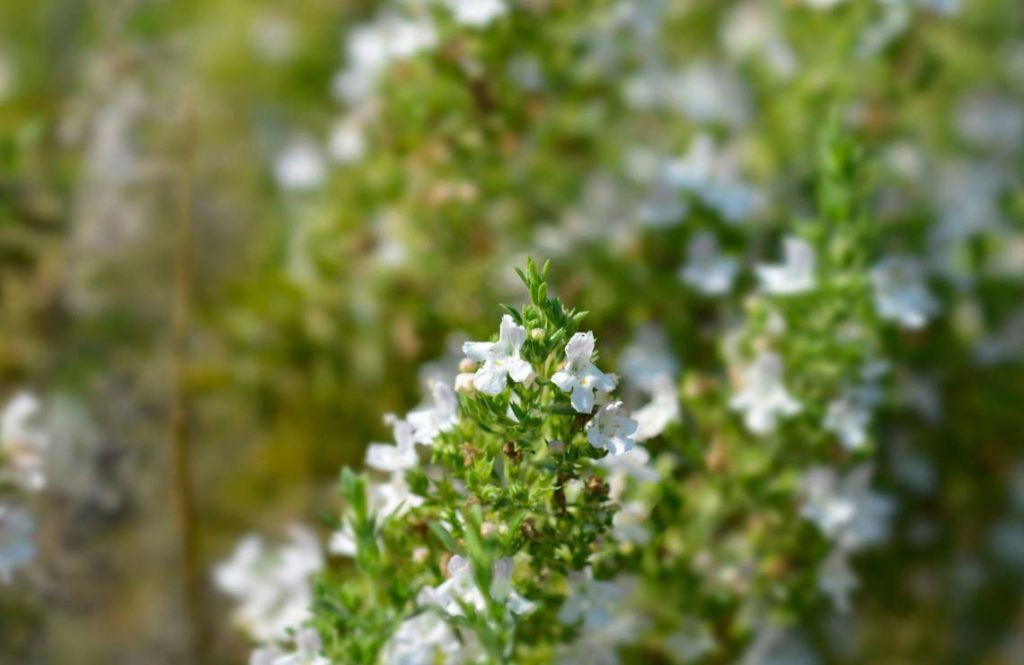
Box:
664 134 764 224
462 315 535 395
740 626 818 665
213 525 324 642
801 465 894 551
380 611 469 665
586 402 638 456
596 445 659 501
669 62 751 128
441 0 507 27
271 628 331 665
365 415 419 472
0 504 35 583
417 554 535 617
1 391 48 491
274 138 326 191
632 375 680 442
871 257 939 329
664 617 716 663
557 568 634 629
679 232 739 296
818 548 858 613
823 386 880 451
729 352 801 435
328 117 367 164
756 237 816 295
721 2 797 79
618 325 679 392
612 501 651 545
552 332 617 413
407 379 459 444
333 14 438 104
330 471 425 556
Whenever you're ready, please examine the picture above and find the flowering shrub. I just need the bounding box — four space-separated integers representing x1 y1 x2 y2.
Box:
1 0 1023 662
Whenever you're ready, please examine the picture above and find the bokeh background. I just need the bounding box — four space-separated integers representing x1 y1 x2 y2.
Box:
0 0 1022 663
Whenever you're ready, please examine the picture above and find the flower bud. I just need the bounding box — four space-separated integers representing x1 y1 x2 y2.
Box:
481 522 498 539
458 358 477 374
547 439 565 455
455 372 476 394
412 547 430 564
530 327 545 341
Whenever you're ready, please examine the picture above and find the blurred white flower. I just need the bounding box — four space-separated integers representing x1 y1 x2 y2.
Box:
667 134 764 224
618 325 679 392
552 331 617 413
823 384 882 451
462 315 534 395
756 237 816 295
721 3 797 78
441 0 507 27
586 402 638 455
670 62 751 128
801 465 894 551
0 504 35 583
381 611 470 665
269 628 330 665
632 375 680 442
680 232 739 296
612 500 651 545
213 525 324 642
664 617 716 663
1 391 49 491
333 14 438 104
871 257 939 329
819 548 858 613
365 415 419 472
407 378 459 444
729 352 801 435
417 554 535 617
328 117 368 164
274 138 326 191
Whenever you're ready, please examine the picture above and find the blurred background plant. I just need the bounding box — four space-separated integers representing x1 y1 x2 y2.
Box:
0 0 1021 663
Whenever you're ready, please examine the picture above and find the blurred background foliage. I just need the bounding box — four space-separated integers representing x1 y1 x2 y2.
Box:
0 0 1022 663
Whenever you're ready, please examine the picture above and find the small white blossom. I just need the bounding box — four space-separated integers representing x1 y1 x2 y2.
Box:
618 325 679 392
1 392 49 491
632 375 680 442
823 385 881 451
274 138 326 191
818 548 858 613
612 500 651 545
441 0 507 27
407 379 459 444
596 445 659 501
557 568 634 628
871 257 939 329
586 402 638 456
680 232 739 296
380 611 470 665
271 628 331 665
729 352 801 435
462 315 534 395
328 117 367 164
0 504 35 583
552 332 617 413
365 415 419 472
664 617 716 663
417 554 535 617
756 237 816 295
801 465 894 552
213 525 324 642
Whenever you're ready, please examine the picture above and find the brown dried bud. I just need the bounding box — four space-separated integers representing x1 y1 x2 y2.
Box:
461 442 479 467
502 441 522 463
520 518 539 540
585 476 609 498
705 435 728 472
